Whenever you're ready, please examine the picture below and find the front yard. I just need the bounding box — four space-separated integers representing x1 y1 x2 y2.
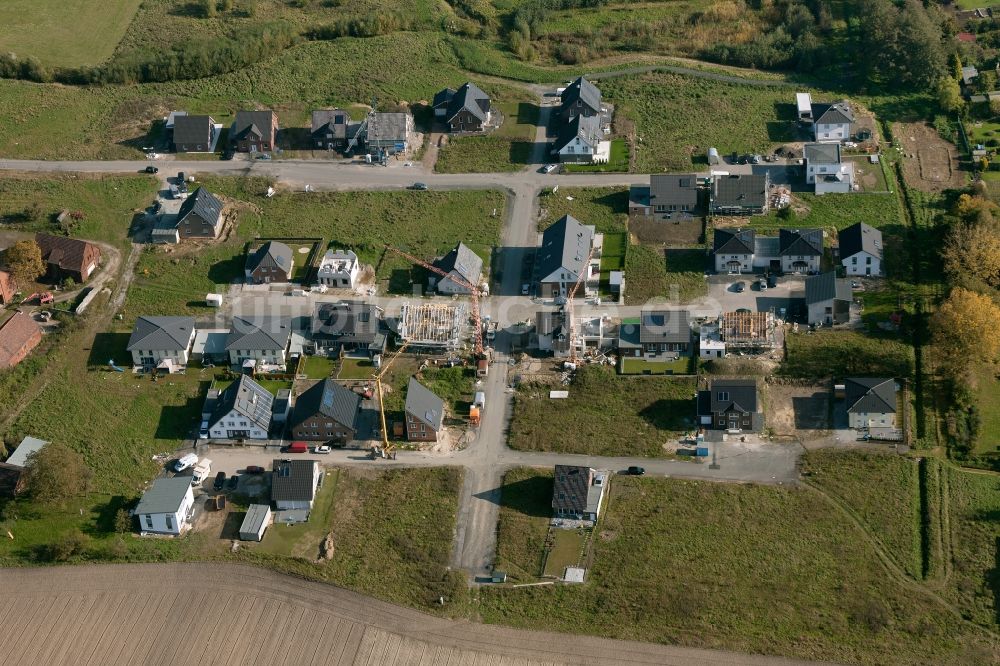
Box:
434 93 540 173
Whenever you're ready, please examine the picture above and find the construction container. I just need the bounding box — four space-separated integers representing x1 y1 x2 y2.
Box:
695 446 709 457
474 391 486 409
205 293 223 307
476 359 489 377
470 406 481 426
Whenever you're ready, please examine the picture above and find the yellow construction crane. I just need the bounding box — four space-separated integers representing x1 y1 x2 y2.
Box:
371 340 409 459
567 244 597 364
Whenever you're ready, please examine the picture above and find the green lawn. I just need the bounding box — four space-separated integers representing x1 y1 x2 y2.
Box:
254 469 340 557
563 139 630 173
944 466 1000 628
419 366 476 416
0 0 142 68
620 356 692 375
972 363 1000 456
663 247 708 302
509 365 695 457
542 529 586 578
338 357 376 380
435 94 540 173
753 192 903 235
300 355 336 380
493 467 553 583
783 330 914 379
481 473 996 665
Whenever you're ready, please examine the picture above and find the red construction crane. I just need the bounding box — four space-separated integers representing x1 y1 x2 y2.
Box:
566 244 596 364
384 244 485 357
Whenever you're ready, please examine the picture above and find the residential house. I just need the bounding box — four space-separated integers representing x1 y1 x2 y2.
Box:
535 214 601 298
558 76 602 122
709 174 769 216
126 316 196 371
245 241 294 284
0 270 15 304
311 301 385 357
272 388 292 424
135 477 195 535
365 112 413 156
804 143 854 195
812 100 854 142
172 115 216 153
226 315 292 367
805 272 852 326
232 110 278 153
844 377 897 430
164 111 186 141
629 174 701 220
5 436 48 469
697 378 762 432
552 465 607 522
838 222 882 276
434 82 491 132
405 378 445 443
553 114 602 163
271 459 321 511
962 66 979 90
0 311 42 369
431 242 482 295
718 311 776 352
315 249 360 289
206 374 274 439
35 233 102 283
311 108 352 150
239 504 272 542
698 321 726 360
536 310 570 356
289 379 362 443
778 228 824 274
191 328 229 365
713 228 756 273
0 436 48 498
617 310 691 360
176 188 224 240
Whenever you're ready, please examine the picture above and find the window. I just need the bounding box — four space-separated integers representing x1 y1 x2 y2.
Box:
165 515 174 531
145 515 153 529
866 257 872 264
718 418 725 426
851 257 857 264
717 391 729 402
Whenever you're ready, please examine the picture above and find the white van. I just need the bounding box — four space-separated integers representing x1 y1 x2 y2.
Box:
474 391 486 409
172 453 198 473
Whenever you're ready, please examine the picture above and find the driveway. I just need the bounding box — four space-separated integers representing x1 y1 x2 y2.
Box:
707 274 805 318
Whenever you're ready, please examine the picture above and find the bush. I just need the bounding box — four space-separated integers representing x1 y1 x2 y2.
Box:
47 530 90 562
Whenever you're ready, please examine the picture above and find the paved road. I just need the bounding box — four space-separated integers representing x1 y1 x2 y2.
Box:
0 563 836 666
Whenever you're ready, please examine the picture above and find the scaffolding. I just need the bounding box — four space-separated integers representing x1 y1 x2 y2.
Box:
398 302 466 350
719 311 776 350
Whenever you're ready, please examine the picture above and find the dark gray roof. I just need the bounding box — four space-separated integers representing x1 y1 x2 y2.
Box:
434 242 483 286
290 379 361 431
813 100 854 125
536 310 567 337
713 228 755 254
172 115 214 145
312 301 380 345
805 272 851 305
838 222 882 260
233 110 276 141
844 377 897 414
226 316 292 352
127 316 195 352
552 464 592 514
444 82 490 123
803 142 841 165
638 310 690 344
708 379 758 414
537 215 594 282
649 174 699 210
368 113 410 143
270 459 317 502
433 87 455 109
405 378 444 430
779 229 824 257
240 504 271 536
560 77 602 115
176 187 223 229
135 477 191 515
210 375 274 431
711 174 768 210
311 108 351 137
553 114 601 152
246 241 293 276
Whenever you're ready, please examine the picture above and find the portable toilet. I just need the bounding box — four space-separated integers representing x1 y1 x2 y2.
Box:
707 147 721 165
696 446 710 457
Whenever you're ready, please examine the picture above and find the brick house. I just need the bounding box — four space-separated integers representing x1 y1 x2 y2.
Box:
35 233 102 283
245 241 293 284
232 110 278 153
404 378 444 442
0 311 42 369
289 379 362 443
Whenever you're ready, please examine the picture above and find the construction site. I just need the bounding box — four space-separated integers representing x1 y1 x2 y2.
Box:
719 311 778 352
397 302 468 351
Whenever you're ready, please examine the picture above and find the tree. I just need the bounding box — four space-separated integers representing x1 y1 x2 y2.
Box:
937 77 964 113
3 240 45 286
896 0 946 87
21 443 93 506
113 508 132 535
942 222 1000 289
930 288 1000 380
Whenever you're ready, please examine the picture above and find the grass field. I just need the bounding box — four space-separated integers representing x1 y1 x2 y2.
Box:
300 355 336 380
0 0 142 67
493 467 553 583
944 466 1000 628
509 365 694 457
972 363 1000 456
481 472 996 665
783 330 914 379
803 449 922 579
620 356 691 375
662 247 708 302
753 192 903 235
542 529 585 578
435 94 540 173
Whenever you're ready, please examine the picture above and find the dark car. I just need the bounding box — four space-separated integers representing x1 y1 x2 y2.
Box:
227 475 239 490
733 281 746 293
626 466 645 476
144 166 158 174
767 273 778 289
736 307 752 314
410 182 428 191
213 471 226 491
245 465 265 475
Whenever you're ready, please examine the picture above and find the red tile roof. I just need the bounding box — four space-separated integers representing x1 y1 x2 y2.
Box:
0 311 42 368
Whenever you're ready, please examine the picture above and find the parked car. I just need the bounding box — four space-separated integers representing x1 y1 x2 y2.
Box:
256 154 272 160
213 471 226 491
314 445 332 454
227 475 239 490
198 421 209 439
410 182 428 190
172 453 198 473
767 274 778 289
521 283 531 296
284 442 309 454
733 281 746 293
757 279 767 291
144 166 158 174
541 164 558 173
245 465 265 475
626 466 645 476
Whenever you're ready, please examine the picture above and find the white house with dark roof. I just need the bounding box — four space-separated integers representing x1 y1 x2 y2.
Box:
617 310 691 360
844 377 897 430
713 228 823 274
553 114 604 163
135 477 195 535
804 143 854 194
207 374 274 439
812 100 854 142
839 222 882 276
535 215 602 298
805 272 852 326
315 249 360 289
713 228 756 273
629 174 702 220
226 316 292 367
126 316 196 371
778 229 824 274
552 464 607 523
558 76 603 123
431 242 483 295
271 459 321 512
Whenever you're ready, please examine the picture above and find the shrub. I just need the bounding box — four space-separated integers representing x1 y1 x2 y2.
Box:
47 530 90 562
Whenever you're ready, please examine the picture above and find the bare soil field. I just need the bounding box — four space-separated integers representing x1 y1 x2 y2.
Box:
893 122 965 193
0 563 827 666
765 381 831 441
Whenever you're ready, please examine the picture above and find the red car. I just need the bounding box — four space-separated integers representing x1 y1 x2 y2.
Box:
244 465 265 475
285 442 309 454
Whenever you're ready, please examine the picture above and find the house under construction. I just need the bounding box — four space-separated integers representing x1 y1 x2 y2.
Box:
719 311 776 351
397 302 466 350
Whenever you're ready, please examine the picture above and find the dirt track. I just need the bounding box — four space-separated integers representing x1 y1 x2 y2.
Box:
0 563 833 666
